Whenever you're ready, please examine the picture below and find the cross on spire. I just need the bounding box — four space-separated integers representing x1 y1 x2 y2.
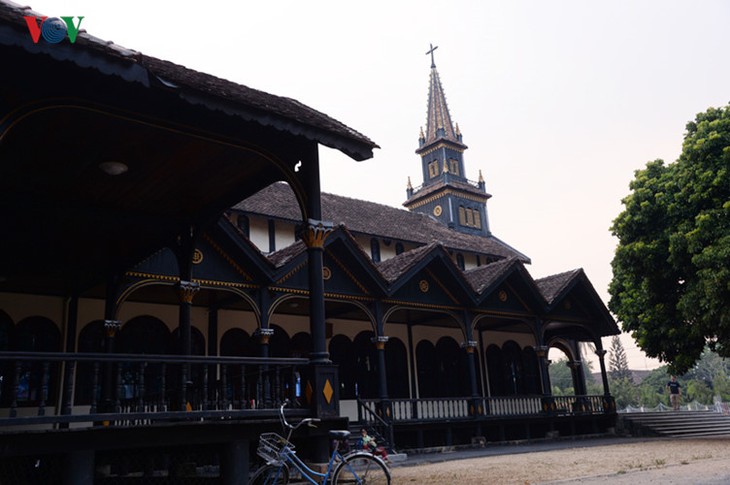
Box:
426 43 438 68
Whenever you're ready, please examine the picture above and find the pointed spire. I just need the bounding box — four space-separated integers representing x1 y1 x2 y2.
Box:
478 169 484 183
407 176 413 190
424 46 459 145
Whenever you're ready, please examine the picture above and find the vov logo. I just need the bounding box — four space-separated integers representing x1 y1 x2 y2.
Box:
23 16 84 44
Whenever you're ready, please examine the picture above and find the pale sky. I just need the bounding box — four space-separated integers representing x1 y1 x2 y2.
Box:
23 0 730 370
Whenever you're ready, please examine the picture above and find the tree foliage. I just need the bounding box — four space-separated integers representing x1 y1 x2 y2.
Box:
609 104 730 374
608 335 633 382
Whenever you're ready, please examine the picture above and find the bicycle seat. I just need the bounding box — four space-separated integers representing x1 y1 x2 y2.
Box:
329 430 351 440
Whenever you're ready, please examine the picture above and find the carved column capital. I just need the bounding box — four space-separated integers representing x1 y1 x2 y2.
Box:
462 340 478 353
371 336 389 350
177 280 200 304
256 327 275 345
300 219 334 249
595 349 607 358
104 319 122 338
535 345 549 358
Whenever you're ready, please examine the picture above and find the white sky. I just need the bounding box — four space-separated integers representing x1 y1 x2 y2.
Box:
25 0 730 371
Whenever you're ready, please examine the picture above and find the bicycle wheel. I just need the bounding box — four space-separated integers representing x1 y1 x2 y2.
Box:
333 452 390 485
249 463 290 485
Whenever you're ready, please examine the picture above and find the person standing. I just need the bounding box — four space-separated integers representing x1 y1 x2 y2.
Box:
666 375 682 411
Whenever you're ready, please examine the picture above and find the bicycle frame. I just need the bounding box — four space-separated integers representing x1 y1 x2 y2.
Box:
274 445 347 484
255 400 350 484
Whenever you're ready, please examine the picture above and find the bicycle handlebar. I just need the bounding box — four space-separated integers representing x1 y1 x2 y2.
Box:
279 400 321 436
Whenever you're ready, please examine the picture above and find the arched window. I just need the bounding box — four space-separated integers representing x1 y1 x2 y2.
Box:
0 311 15 406
290 332 312 359
329 335 356 399
385 338 409 398
416 340 437 398
522 347 540 394
170 327 206 356
458 206 466 225
473 208 481 229
502 341 524 395
117 316 171 355
220 328 257 405
220 328 256 357
485 344 504 396
435 337 462 397
370 238 381 263
117 316 171 405
15 317 61 406
354 331 378 398
268 325 291 358
75 320 105 405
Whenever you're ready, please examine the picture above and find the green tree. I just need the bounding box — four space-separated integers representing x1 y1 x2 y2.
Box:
549 358 574 395
686 379 713 405
611 376 638 409
608 335 633 382
609 104 730 374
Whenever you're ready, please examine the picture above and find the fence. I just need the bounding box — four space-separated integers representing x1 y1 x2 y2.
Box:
0 351 308 429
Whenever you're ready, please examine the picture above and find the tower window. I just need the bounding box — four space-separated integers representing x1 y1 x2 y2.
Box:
428 160 440 178
459 207 481 229
449 159 460 176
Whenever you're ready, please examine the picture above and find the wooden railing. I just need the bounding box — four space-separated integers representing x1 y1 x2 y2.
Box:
0 351 308 429
360 395 613 423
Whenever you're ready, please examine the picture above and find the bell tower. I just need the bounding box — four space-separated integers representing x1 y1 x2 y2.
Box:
404 45 491 236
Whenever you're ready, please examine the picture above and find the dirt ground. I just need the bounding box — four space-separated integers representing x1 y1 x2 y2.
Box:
389 438 730 484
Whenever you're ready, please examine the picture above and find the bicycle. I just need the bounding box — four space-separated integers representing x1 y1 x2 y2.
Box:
249 401 391 484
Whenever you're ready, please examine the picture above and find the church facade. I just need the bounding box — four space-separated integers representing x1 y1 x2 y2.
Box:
0 2 617 481
226 52 620 447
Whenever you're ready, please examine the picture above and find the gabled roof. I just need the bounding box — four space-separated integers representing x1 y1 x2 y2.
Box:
535 269 583 305
376 242 440 283
233 183 528 261
464 257 522 294
538 269 620 337
268 241 308 269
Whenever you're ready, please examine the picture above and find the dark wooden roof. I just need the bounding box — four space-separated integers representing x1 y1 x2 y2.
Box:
535 269 583 304
0 1 377 161
463 257 521 293
375 243 440 283
233 183 529 261
0 2 377 295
